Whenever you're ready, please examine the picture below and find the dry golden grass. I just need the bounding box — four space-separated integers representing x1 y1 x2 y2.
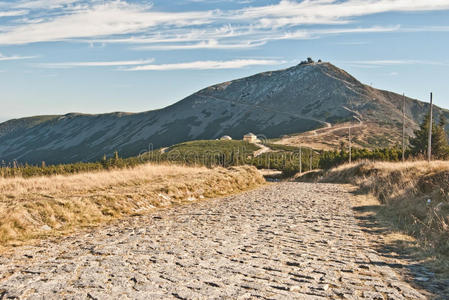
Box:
351 191 420 249
322 160 449 256
321 161 449 278
0 163 265 248
275 122 402 150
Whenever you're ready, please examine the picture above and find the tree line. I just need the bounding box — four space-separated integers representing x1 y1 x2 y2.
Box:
1 113 448 178
319 112 449 169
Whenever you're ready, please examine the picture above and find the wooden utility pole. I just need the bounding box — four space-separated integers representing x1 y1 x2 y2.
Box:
428 92 433 162
402 93 406 162
309 150 313 171
299 146 302 174
348 99 353 164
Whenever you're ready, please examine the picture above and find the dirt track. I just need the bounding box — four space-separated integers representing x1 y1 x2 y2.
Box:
0 183 433 299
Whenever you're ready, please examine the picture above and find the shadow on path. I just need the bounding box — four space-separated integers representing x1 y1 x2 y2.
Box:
351 199 449 299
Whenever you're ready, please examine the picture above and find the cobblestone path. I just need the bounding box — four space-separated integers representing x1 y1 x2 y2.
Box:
0 183 430 299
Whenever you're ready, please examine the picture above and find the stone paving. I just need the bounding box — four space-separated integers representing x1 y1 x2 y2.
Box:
0 183 432 299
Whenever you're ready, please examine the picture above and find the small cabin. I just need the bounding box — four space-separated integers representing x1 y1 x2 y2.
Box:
220 135 232 141
243 133 258 143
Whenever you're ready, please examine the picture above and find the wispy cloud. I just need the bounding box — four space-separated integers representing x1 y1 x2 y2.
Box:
40 58 154 68
400 25 449 32
232 0 449 28
0 10 28 17
125 59 286 71
0 0 448 46
133 39 266 50
38 57 286 70
0 0 81 10
124 25 396 52
313 25 401 35
342 59 449 67
0 1 215 45
0 52 36 61
87 24 251 45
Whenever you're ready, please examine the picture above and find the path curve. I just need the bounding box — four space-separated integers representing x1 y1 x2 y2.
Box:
0 183 429 299
253 143 272 157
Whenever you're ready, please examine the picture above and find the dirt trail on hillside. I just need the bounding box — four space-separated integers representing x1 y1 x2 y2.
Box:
0 183 435 299
254 143 272 157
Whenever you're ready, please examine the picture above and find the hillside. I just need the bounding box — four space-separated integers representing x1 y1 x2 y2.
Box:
274 121 402 150
0 115 59 138
1 61 447 164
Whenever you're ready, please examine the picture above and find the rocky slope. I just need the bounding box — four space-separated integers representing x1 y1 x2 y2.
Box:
0 62 447 164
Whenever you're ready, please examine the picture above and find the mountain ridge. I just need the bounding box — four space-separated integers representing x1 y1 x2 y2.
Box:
1 62 447 164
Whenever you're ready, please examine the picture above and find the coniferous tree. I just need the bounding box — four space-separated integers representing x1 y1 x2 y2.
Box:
410 113 449 159
439 114 447 127
434 115 449 159
410 114 430 156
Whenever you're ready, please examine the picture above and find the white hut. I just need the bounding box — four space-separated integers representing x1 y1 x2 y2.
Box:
243 133 258 143
220 135 232 141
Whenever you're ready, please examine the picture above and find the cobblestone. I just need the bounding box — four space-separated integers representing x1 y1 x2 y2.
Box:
0 183 431 299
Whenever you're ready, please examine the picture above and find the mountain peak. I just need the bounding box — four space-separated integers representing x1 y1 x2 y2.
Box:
0 62 446 164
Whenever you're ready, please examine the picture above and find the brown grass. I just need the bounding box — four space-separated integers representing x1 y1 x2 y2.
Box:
321 161 449 255
275 122 402 150
0 163 265 248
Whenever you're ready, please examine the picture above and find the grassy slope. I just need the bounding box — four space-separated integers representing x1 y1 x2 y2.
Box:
0 115 59 137
0 163 265 248
320 161 449 257
164 140 260 155
2 139 319 179
274 121 402 150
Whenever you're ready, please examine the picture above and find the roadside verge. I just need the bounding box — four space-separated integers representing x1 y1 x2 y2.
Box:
0 164 265 249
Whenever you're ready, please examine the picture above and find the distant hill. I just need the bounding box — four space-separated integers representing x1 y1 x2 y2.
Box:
0 61 447 164
0 115 59 138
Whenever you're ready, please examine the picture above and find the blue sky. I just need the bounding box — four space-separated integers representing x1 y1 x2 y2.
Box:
1 0 449 122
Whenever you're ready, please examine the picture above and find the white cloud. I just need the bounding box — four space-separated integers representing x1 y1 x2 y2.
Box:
133 39 266 50
0 52 36 61
109 25 395 52
0 0 81 10
0 1 215 45
0 10 28 17
313 25 401 35
250 25 399 43
88 24 247 45
0 0 449 46
126 59 286 71
235 0 449 27
40 58 154 68
400 25 449 32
